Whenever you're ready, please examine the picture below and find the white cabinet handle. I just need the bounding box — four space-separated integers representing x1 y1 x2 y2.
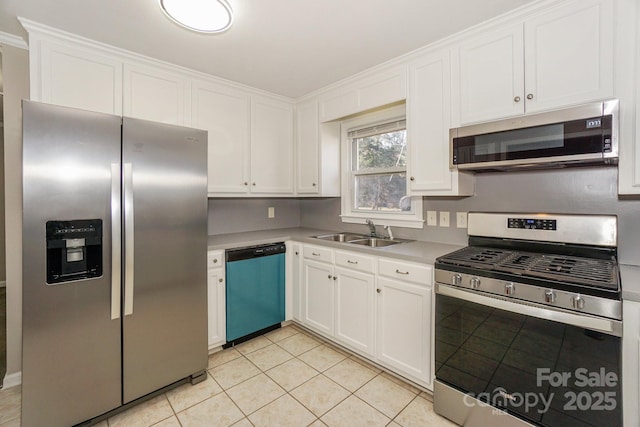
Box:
395 269 409 275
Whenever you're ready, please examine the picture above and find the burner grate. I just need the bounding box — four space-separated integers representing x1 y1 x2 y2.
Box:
438 246 618 290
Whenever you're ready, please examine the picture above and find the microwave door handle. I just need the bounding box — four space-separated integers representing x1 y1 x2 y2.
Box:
123 163 135 316
110 163 121 320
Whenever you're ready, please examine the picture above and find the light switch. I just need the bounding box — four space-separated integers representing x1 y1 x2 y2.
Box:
456 212 468 228
427 211 437 226
268 207 275 218
439 211 450 227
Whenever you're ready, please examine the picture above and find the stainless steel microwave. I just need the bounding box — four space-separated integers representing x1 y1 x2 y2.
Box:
450 99 618 171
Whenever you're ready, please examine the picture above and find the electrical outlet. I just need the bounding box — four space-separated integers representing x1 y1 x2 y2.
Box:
456 212 468 228
427 211 437 226
268 207 275 218
439 211 450 227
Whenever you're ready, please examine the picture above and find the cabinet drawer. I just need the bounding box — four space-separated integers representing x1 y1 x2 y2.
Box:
335 250 375 273
378 258 432 286
208 250 224 269
303 245 334 263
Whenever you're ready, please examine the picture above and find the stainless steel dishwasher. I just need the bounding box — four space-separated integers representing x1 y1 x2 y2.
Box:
225 242 286 346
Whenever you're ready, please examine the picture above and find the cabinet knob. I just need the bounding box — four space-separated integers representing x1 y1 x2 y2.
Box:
328 274 332 279
312 183 317 187
514 96 521 102
376 288 381 293
410 176 415 181
213 259 218 264
244 182 248 186
333 276 337 281
218 278 223 283
295 251 299 255
252 182 256 186
527 93 534 100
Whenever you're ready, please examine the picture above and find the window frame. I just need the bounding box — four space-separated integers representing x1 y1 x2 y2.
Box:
340 105 424 228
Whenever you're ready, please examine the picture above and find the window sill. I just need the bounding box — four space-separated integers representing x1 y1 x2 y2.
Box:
340 214 424 229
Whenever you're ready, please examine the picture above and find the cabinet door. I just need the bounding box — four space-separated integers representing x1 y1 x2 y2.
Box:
207 268 226 349
37 40 123 115
192 80 250 194
123 63 187 125
251 96 294 194
296 99 320 194
452 25 525 124
334 267 375 357
377 277 431 386
290 242 303 321
523 0 614 114
407 51 473 196
302 259 334 336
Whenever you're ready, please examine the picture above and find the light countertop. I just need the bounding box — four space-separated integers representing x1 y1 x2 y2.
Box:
207 227 463 265
621 264 640 303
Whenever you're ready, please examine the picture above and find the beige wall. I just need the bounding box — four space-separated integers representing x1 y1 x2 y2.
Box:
2 44 28 385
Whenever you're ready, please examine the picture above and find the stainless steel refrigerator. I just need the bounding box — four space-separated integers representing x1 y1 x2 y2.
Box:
21 100 208 427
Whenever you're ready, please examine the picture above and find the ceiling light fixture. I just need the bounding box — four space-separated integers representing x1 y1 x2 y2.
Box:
159 0 233 34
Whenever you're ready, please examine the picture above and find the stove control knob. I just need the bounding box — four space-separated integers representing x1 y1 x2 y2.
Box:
452 274 462 285
470 277 481 289
544 290 556 303
571 295 585 310
505 282 515 296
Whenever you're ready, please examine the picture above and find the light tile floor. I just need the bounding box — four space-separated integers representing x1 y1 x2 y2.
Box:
0 324 457 427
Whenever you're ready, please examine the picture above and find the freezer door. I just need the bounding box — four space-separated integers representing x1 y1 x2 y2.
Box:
21 101 122 427
122 117 208 403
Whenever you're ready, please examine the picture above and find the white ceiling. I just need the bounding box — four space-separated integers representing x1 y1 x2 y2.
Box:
0 0 535 99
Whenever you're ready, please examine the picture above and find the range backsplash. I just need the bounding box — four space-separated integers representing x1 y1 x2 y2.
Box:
208 167 640 266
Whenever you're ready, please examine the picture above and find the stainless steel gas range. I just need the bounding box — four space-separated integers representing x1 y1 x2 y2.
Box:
433 212 622 427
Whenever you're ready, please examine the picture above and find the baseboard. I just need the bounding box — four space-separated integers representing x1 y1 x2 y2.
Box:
2 371 22 389
0 281 5 288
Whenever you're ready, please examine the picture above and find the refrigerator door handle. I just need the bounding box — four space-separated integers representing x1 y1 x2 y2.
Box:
110 163 122 320
124 162 135 316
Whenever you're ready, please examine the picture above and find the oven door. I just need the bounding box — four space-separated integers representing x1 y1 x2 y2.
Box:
434 283 622 427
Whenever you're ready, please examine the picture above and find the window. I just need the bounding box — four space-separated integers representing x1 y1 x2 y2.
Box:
341 106 423 228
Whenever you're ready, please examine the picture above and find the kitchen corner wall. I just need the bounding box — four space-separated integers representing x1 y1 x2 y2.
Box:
300 167 640 266
2 44 28 383
207 198 301 235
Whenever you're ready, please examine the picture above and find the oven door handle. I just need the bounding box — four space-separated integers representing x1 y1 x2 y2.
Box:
436 283 622 337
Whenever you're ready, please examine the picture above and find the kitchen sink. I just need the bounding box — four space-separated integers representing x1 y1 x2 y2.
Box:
348 237 407 247
313 233 412 248
313 232 369 242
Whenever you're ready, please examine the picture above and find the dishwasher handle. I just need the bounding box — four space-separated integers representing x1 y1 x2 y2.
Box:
226 242 286 262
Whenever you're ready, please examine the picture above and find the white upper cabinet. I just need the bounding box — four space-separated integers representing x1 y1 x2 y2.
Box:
32 39 123 115
295 99 320 194
123 63 188 125
523 0 613 114
451 25 524 125
191 80 251 194
319 66 408 122
407 50 474 196
295 99 341 196
251 96 295 194
452 0 614 125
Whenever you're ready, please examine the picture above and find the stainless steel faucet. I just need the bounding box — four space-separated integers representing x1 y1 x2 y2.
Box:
384 225 394 240
366 219 377 237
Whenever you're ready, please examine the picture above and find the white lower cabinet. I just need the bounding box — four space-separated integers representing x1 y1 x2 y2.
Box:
302 259 335 336
623 300 640 426
376 276 431 386
207 250 226 350
297 243 433 389
334 253 376 357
